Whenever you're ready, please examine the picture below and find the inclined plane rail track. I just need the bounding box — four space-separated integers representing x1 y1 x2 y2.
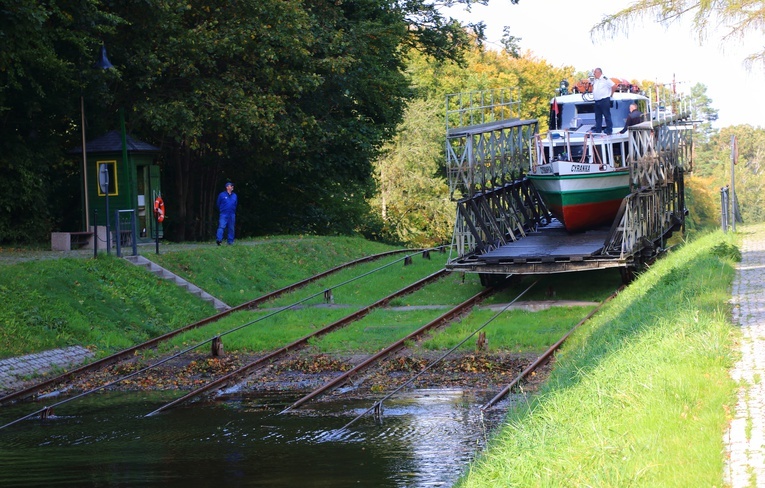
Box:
328 285 623 433
145 268 450 416
0 248 420 406
281 285 507 414
480 286 623 410
280 285 499 414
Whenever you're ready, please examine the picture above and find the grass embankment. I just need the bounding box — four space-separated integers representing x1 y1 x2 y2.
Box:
153 251 620 357
150 235 397 306
0 236 400 359
0 233 621 365
0 257 216 359
456 229 741 487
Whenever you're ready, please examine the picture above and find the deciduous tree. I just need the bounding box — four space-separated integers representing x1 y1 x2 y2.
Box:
592 1 765 68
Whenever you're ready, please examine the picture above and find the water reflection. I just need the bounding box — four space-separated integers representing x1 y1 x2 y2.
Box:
0 389 511 487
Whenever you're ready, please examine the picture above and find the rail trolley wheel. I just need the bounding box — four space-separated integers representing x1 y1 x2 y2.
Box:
479 273 508 287
620 256 645 284
619 267 636 285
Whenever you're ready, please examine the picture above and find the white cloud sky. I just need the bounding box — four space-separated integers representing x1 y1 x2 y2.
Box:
444 0 765 128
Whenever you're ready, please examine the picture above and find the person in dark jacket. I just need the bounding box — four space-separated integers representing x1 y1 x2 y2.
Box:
216 182 238 245
619 103 644 134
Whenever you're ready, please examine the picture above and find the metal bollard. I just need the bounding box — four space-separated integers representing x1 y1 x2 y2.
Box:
211 336 224 357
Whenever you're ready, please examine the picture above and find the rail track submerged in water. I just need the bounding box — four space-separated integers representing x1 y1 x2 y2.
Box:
1 245 620 431
0 248 425 406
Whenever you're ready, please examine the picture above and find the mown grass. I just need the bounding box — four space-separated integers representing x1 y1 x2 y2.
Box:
146 235 401 305
423 306 593 353
456 229 740 487
0 256 216 359
155 307 357 356
0 236 405 359
263 252 447 307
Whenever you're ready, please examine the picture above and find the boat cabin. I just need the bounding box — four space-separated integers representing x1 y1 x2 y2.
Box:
549 92 650 134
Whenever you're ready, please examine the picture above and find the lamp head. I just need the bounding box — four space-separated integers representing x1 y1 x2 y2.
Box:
94 45 114 70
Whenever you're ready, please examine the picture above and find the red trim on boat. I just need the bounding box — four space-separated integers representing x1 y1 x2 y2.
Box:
547 199 623 232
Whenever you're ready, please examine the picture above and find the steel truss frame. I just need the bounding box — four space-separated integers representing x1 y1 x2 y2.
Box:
450 178 549 257
605 119 692 260
446 87 693 273
446 119 538 199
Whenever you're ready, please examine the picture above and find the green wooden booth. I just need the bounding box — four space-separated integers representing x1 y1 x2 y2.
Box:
71 130 162 240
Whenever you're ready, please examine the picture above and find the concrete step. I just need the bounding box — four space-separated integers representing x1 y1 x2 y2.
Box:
124 255 230 312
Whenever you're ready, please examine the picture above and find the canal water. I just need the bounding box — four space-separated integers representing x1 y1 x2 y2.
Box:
0 388 510 487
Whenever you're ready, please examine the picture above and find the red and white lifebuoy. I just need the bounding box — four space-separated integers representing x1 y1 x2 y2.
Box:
153 196 165 223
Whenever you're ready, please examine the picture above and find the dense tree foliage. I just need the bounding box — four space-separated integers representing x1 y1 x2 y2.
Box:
370 97 452 245
0 0 489 243
0 0 120 241
693 125 765 225
370 45 570 245
3 0 752 245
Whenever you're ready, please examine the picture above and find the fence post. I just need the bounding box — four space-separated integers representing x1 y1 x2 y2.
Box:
731 135 737 232
131 209 138 256
115 212 122 257
93 209 98 258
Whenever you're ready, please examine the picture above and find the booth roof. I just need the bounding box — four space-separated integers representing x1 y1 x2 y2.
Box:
69 130 160 154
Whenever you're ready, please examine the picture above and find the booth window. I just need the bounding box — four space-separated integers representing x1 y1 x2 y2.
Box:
96 160 118 196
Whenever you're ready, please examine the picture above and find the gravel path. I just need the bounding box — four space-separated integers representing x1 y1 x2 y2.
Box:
726 223 765 487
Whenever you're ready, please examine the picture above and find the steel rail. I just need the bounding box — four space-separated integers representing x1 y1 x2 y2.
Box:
0 248 422 406
279 286 497 414
144 268 450 416
480 286 623 410
334 279 538 433
0 249 443 430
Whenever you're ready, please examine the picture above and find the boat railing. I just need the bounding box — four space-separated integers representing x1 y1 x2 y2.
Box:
532 131 575 169
580 133 612 167
648 85 693 125
532 130 628 170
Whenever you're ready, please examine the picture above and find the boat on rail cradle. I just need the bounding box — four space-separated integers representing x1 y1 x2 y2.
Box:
443 83 693 282
527 78 651 232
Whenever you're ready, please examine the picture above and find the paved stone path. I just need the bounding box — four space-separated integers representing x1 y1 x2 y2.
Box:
726 223 765 487
0 346 93 393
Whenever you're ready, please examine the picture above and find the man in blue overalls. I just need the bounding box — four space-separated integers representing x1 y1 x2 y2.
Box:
216 182 238 245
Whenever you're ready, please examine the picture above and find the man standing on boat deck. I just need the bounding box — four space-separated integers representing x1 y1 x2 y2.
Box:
592 68 616 135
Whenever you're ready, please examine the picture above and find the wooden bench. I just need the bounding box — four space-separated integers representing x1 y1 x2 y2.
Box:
51 232 94 251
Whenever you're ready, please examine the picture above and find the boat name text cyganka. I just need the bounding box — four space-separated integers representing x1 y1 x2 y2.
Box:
571 164 591 173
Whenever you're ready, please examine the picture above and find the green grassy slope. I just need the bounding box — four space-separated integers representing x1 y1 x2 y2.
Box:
456 229 740 487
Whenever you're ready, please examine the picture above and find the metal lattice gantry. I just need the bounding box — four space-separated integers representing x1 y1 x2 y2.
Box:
626 119 694 191
605 107 694 259
445 88 547 258
450 178 548 257
445 88 538 199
